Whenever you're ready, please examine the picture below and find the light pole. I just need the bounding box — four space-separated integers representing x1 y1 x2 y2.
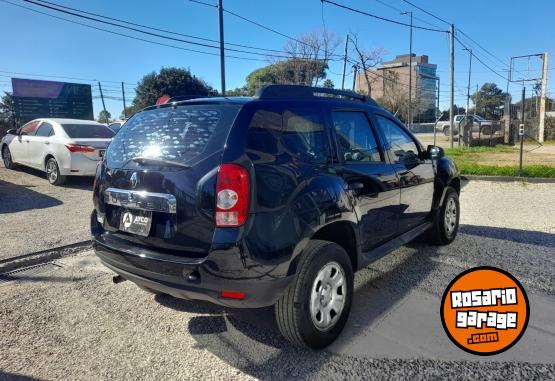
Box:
401 11 413 128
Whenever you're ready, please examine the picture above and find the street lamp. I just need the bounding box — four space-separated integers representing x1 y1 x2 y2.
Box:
401 11 413 128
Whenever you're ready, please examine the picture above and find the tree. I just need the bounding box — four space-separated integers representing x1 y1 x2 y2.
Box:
282 30 339 87
322 79 334 88
97 110 112 124
349 33 385 96
0 92 15 135
470 83 508 120
244 59 328 95
130 67 215 113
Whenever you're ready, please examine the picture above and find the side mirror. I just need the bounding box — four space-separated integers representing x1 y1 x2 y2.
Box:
427 145 444 160
6 129 17 135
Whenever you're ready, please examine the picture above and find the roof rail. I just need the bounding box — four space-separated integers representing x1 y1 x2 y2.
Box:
255 84 378 105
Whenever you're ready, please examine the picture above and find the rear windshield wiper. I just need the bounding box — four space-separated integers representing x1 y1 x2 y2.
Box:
132 156 191 168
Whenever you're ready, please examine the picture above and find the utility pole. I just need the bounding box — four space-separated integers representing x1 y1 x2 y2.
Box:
538 52 549 143
504 64 511 144
121 82 127 119
461 47 472 148
341 34 349 90
475 84 479 114
402 11 413 128
352 65 358 92
218 0 226 95
463 48 472 117
449 24 455 148
98 81 108 125
519 84 525 177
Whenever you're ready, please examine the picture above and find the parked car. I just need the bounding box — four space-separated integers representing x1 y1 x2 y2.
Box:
108 120 127 133
91 85 461 349
1 118 114 185
436 114 495 136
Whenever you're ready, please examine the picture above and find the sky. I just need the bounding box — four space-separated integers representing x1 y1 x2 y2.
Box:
0 0 553 119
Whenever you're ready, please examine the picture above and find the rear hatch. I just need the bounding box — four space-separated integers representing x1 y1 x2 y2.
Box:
96 103 242 257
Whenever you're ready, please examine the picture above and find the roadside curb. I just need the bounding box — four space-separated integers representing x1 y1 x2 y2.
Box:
0 241 92 273
461 175 555 183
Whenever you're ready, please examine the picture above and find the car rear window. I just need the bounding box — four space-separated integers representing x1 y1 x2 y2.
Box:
106 104 241 168
62 124 115 138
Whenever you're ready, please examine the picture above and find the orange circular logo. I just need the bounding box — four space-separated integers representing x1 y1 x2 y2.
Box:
441 266 529 356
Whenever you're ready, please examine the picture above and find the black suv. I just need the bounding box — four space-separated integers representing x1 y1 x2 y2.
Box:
91 85 460 349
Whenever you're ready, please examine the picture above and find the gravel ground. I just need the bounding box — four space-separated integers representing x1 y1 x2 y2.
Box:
0 164 93 260
0 178 554 380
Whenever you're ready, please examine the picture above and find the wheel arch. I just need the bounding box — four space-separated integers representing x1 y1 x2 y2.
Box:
287 221 359 277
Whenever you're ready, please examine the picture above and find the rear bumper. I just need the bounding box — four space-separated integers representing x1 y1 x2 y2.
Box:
59 153 99 176
92 230 293 309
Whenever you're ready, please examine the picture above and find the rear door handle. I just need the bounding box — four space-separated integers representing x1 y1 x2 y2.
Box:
44 141 50 145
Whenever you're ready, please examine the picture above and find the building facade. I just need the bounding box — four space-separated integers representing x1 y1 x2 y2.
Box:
357 54 438 123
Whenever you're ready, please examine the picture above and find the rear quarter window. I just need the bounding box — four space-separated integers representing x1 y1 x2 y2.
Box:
246 108 330 164
106 104 241 168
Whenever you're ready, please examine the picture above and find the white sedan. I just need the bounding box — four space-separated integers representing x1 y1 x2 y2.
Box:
1 118 114 185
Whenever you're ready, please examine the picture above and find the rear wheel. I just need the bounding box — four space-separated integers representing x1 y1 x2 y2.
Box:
275 240 353 349
45 157 66 185
2 146 17 169
423 186 460 245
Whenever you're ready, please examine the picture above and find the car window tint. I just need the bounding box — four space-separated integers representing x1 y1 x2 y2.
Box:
62 124 115 138
107 104 241 168
331 111 381 162
246 108 330 164
20 121 40 135
35 122 54 137
375 115 419 164
283 109 329 164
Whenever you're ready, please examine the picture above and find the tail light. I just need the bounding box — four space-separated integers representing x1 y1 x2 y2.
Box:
215 164 249 227
66 143 96 153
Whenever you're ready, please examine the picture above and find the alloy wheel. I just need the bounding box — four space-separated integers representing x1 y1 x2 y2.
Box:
46 160 58 183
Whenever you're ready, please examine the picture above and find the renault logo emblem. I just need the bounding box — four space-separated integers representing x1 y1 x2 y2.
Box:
130 172 138 188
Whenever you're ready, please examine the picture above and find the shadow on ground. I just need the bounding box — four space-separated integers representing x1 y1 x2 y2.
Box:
154 239 440 379
154 224 555 379
0 179 62 213
8 166 93 190
0 371 43 381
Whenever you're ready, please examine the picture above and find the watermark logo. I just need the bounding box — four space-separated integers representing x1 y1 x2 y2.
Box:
440 266 529 356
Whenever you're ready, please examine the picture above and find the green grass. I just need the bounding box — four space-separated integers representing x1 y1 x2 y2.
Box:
443 145 555 178
453 163 555 178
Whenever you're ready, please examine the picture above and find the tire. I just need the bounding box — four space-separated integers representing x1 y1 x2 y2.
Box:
45 157 66 185
275 240 354 349
443 126 450 136
2 146 17 169
423 186 460 245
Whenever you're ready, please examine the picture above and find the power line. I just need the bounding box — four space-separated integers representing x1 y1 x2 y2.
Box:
190 0 345 61
321 0 448 33
370 0 443 30
398 0 451 26
0 0 266 62
34 0 287 55
453 34 508 81
20 0 299 60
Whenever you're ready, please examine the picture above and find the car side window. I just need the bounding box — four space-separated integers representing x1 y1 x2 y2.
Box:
35 122 54 137
331 111 381 163
19 121 40 136
283 109 329 164
375 115 419 164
